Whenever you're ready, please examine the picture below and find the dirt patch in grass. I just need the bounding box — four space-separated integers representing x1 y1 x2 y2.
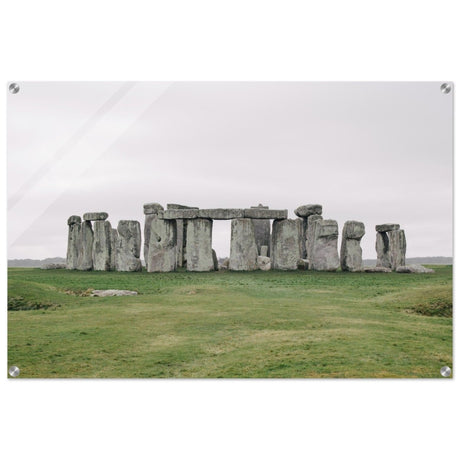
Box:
406 298 452 317
8 296 61 311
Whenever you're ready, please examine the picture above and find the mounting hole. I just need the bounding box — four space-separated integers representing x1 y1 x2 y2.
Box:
9 83 20 94
440 366 451 377
8 366 20 377
440 83 452 94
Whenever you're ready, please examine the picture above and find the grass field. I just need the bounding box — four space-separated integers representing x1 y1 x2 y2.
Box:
8 266 452 378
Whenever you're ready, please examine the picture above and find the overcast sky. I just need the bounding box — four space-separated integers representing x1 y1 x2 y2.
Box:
7 82 452 260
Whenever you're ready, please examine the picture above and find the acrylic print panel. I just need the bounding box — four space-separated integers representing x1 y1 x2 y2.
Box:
7 82 452 378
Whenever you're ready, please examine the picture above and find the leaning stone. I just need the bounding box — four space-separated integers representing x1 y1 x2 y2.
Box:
294 204 322 218
257 256 271 271
375 223 400 232
91 289 138 297
375 232 391 269
229 218 259 271
78 220 93 270
364 266 392 273
388 229 406 270
143 202 164 215
186 219 214 271
66 216 81 270
309 219 340 271
116 220 142 272
92 220 112 271
260 245 268 257
243 209 288 219
340 221 365 272
83 212 108 221
396 264 435 274
271 219 303 270
212 249 219 271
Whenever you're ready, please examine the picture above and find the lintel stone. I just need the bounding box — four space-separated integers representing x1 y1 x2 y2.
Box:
83 212 108 221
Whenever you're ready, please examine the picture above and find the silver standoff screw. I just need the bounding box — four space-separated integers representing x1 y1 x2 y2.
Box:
440 83 452 94
440 366 451 377
8 366 20 377
9 82 20 94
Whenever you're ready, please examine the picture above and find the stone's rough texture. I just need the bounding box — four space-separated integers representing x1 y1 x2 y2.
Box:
67 215 82 225
116 220 142 272
166 204 199 210
296 218 307 259
375 223 400 232
91 289 138 297
186 218 214 271
257 256 271 271
243 209 287 219
294 204 322 218
199 209 244 220
251 205 271 256
212 249 219 271
364 266 392 273
78 221 94 270
340 221 365 272
271 219 303 270
42 263 66 269
83 212 108 221
306 214 323 264
376 232 391 269
396 264 435 274
146 217 176 272
309 220 340 271
143 202 164 215
260 245 268 257
297 259 308 270
110 229 118 270
219 258 230 270
388 229 406 270
66 218 81 270
92 220 112 271
229 218 259 271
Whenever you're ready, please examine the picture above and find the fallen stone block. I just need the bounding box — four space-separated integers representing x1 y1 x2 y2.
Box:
91 289 138 297
257 256 271 271
396 264 434 274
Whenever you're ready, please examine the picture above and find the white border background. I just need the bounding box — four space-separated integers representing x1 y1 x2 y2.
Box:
1 1 457 459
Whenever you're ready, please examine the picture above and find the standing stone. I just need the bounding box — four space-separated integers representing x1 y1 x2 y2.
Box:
116 220 142 272
110 229 118 270
186 218 214 272
309 219 340 271
260 245 268 257
306 214 323 266
147 217 177 272
229 218 259 271
340 221 365 272
257 256 271 271
271 219 303 270
78 220 94 270
295 204 323 258
212 249 219 271
389 229 406 270
66 216 81 270
250 204 271 256
376 232 391 269
92 220 112 271
143 203 164 270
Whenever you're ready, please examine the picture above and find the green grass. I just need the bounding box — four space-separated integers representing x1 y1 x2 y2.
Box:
7 266 452 378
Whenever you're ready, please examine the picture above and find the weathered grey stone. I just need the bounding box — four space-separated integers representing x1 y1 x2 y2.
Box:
306 214 323 265
340 221 365 272
116 220 142 272
375 223 400 232
297 259 308 270
110 229 118 270
42 263 66 269
212 249 219 271
257 256 271 271
83 212 108 221
229 218 259 271
146 217 176 272
388 229 406 270
294 204 322 218
250 205 271 256
186 219 214 271
67 215 82 225
364 266 392 273
376 232 391 269
296 217 307 259
396 264 434 274
78 220 93 270
66 217 81 270
91 289 138 297
199 209 245 220
244 209 287 219
92 220 112 271
309 219 340 271
271 219 303 270
163 209 199 219
219 258 230 270
260 245 268 257
167 204 199 210
143 202 164 215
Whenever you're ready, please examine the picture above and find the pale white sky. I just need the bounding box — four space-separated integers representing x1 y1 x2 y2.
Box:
7 82 453 260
